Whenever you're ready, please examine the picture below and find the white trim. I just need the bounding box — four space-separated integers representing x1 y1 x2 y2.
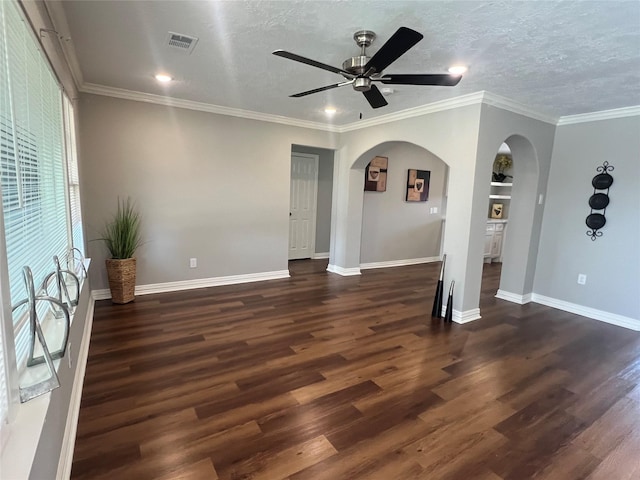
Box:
78 82 638 132
311 252 330 259
481 91 559 125
80 83 341 133
43 0 85 93
454 308 482 324
495 290 532 305
326 264 361 276
360 256 440 270
531 294 640 331
56 297 95 480
92 270 290 300
339 92 485 132
557 105 640 125
444 308 482 324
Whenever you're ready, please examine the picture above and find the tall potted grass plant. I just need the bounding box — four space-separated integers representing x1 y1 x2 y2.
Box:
102 197 142 304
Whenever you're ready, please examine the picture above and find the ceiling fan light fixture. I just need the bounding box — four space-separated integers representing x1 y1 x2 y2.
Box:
155 73 173 83
447 65 468 75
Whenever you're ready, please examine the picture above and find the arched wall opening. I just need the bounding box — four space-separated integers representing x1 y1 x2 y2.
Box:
475 133 540 303
497 134 540 297
355 141 449 267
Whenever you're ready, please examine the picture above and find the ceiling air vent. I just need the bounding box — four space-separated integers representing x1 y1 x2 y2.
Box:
166 31 199 54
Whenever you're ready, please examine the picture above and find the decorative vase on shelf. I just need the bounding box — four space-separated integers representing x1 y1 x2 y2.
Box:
492 154 513 183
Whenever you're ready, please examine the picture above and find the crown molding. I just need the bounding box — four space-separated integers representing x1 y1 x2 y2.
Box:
557 105 640 125
80 83 341 132
338 92 485 132
80 81 638 132
42 0 85 96
481 92 559 125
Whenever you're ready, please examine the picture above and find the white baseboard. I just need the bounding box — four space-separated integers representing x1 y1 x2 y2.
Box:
360 256 440 270
92 269 290 300
437 304 481 324
496 289 532 305
531 293 640 331
56 297 95 480
311 252 329 259
453 308 481 324
326 264 361 276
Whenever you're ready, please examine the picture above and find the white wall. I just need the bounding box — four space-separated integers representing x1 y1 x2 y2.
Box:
78 94 337 291
534 115 640 321
360 142 446 264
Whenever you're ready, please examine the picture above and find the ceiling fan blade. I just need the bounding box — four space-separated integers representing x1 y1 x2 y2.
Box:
362 85 388 109
290 81 353 98
377 74 462 86
364 27 423 74
273 50 354 77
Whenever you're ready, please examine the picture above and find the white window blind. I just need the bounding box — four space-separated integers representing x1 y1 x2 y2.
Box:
0 0 11 442
63 95 84 257
0 0 69 368
0 318 7 446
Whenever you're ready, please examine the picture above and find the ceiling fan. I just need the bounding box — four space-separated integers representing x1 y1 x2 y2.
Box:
273 27 462 109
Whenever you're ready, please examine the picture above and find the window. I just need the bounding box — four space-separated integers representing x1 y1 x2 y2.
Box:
1 0 69 370
63 95 84 259
0 0 83 417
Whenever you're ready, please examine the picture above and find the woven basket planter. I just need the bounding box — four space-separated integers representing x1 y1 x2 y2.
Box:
106 258 136 304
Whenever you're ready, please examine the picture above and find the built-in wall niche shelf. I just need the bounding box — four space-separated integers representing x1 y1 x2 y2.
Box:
488 175 512 220
490 182 513 187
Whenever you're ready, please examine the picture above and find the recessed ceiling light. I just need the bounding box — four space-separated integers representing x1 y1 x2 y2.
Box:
380 87 394 96
448 65 468 75
155 74 173 83
324 107 337 115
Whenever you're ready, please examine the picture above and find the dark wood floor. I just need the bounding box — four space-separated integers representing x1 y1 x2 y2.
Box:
72 261 640 480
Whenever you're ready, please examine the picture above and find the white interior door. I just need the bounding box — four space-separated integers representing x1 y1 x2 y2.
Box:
289 153 318 260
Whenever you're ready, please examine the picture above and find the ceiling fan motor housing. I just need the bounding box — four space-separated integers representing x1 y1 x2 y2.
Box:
342 55 372 91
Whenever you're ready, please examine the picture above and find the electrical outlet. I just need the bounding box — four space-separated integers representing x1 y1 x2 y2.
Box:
538 194 544 205
190 258 197 268
430 207 438 214
577 274 587 285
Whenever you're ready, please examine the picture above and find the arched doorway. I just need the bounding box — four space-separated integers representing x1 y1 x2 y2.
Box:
490 135 540 302
357 141 449 269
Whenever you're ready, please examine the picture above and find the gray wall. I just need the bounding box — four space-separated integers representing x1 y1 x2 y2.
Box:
291 145 334 255
476 104 556 298
30 277 92 479
78 94 336 291
360 142 446 264
534 115 640 319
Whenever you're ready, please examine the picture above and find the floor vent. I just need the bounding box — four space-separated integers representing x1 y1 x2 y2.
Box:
166 32 199 54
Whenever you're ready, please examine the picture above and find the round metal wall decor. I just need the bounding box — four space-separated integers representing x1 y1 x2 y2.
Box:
592 173 614 190
586 161 613 241
585 213 606 230
588 193 610 210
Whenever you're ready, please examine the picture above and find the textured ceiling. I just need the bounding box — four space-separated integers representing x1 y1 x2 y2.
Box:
59 0 640 125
